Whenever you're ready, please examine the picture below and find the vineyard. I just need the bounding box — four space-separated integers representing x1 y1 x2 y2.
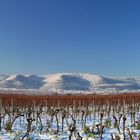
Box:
0 93 140 139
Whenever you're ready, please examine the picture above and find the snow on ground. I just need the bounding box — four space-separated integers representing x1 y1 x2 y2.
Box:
0 105 140 140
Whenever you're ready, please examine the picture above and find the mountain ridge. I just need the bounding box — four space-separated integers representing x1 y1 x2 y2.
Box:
0 73 140 94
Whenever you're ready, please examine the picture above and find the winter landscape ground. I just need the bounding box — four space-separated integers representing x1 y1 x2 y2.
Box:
0 94 140 140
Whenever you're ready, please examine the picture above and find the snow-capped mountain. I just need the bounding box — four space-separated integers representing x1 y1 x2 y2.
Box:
0 73 140 94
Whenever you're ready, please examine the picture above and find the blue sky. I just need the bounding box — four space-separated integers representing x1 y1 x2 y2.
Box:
0 0 140 76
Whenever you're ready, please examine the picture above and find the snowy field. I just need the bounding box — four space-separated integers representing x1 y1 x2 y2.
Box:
0 98 140 140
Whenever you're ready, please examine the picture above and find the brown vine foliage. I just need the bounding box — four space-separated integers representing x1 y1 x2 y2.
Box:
0 92 140 107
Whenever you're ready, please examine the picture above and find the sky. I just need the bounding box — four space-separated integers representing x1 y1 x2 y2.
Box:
0 0 140 76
